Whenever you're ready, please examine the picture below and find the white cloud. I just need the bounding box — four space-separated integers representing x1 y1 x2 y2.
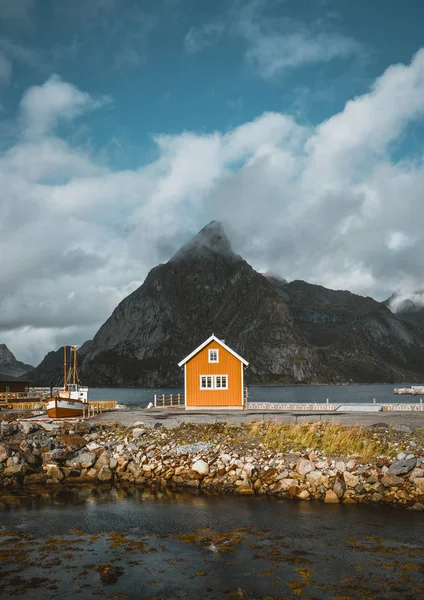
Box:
184 21 226 54
20 75 111 138
243 29 361 78
2 49 424 363
183 1 362 77
388 288 424 314
386 231 412 252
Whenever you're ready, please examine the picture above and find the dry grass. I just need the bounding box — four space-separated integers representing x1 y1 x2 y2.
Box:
247 422 388 461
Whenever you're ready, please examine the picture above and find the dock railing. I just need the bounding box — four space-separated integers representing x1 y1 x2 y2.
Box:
83 402 119 418
154 393 184 408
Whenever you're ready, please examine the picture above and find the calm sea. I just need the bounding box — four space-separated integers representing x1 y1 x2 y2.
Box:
0 487 423 599
88 383 422 408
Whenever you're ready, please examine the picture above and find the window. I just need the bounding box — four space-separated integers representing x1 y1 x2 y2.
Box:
215 375 227 389
200 375 228 390
200 375 213 389
208 349 219 363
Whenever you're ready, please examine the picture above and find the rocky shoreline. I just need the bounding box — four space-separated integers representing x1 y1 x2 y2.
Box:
1 413 424 511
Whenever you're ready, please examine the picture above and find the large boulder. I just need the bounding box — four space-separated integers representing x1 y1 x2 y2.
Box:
77 452 97 469
44 464 64 481
191 460 209 476
333 477 346 499
381 473 404 487
95 452 111 469
272 478 298 494
97 465 113 481
74 421 91 434
343 472 359 488
324 490 339 503
235 477 254 495
296 458 315 476
3 464 25 476
306 471 327 486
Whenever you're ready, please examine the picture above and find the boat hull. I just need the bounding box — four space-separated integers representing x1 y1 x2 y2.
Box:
46 397 86 418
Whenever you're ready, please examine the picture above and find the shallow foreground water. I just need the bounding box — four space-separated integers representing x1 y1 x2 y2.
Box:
0 486 423 599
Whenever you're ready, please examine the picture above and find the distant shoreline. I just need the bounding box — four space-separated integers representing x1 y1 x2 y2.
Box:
85 382 420 389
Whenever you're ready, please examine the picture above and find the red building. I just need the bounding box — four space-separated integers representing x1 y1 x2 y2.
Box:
0 380 30 394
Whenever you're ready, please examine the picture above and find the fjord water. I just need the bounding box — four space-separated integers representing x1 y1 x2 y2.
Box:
0 487 423 599
88 383 420 407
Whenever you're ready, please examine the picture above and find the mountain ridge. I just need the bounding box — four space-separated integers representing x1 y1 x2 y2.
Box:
0 344 33 379
26 222 424 386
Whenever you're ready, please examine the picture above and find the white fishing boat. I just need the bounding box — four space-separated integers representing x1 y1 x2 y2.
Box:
46 344 88 418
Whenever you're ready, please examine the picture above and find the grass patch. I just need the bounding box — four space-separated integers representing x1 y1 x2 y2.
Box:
247 422 393 460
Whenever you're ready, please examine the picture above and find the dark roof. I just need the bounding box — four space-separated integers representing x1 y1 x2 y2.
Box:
0 376 30 383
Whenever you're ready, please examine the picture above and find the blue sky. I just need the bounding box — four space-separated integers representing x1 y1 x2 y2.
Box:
1 0 424 363
2 0 424 160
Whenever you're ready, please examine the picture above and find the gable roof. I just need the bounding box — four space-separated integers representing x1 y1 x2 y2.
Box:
178 334 249 367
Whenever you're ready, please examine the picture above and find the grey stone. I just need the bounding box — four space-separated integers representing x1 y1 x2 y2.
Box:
74 421 91 434
343 472 359 487
175 442 213 456
97 465 113 481
306 471 327 486
77 452 96 469
388 458 416 476
21 423 38 435
333 477 346 498
381 473 403 487
296 458 315 476
271 478 298 494
132 428 145 439
393 424 412 434
95 452 111 468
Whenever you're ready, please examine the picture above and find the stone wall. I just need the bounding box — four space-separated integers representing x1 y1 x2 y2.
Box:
0 417 423 511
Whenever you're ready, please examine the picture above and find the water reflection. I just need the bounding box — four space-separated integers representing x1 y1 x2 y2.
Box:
0 487 423 599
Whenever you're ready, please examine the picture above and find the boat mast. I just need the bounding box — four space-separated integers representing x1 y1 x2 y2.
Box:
73 346 77 385
63 343 67 391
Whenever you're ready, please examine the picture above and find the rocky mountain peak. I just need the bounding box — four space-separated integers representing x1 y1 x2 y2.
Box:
170 221 240 264
0 344 15 363
0 344 33 378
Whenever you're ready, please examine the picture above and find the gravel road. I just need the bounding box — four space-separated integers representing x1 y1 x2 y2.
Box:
92 408 424 430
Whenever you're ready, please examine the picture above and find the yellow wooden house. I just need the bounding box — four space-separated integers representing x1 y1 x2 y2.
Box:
178 334 249 410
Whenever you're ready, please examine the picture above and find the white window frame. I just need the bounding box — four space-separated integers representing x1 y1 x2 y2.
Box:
208 349 219 363
214 375 228 389
200 374 228 390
